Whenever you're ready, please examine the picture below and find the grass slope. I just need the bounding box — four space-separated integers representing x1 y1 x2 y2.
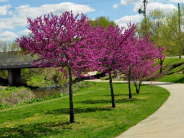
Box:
156 58 184 83
100 58 184 83
0 81 169 138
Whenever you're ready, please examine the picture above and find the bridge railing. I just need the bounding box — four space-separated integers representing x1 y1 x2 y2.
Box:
0 52 39 64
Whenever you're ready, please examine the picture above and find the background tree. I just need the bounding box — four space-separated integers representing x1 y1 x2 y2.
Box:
90 16 116 29
137 17 150 38
164 3 184 58
147 9 166 73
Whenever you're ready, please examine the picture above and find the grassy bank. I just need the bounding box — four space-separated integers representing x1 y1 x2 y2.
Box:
0 82 91 109
155 58 184 83
99 58 184 83
0 81 169 138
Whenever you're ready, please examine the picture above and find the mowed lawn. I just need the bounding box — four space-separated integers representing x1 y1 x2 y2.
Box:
0 81 170 138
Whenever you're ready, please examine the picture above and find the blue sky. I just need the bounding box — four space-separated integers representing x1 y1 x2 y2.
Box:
0 0 181 41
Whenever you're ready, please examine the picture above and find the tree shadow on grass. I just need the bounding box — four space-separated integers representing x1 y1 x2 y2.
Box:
103 94 128 96
103 92 149 97
46 107 112 115
77 98 143 104
113 82 127 85
173 76 184 83
0 120 72 138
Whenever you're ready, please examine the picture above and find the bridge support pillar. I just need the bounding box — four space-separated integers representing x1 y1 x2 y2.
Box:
8 68 21 86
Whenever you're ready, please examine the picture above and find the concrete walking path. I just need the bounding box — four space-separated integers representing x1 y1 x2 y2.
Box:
85 79 184 138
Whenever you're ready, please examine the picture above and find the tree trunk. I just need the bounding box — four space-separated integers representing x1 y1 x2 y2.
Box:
68 66 75 123
160 60 163 74
136 82 141 94
134 82 138 94
136 87 139 94
109 73 116 108
138 83 141 93
128 67 132 99
78 69 81 82
179 51 182 59
135 83 139 94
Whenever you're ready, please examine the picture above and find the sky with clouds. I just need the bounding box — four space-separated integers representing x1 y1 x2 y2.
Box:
0 0 182 41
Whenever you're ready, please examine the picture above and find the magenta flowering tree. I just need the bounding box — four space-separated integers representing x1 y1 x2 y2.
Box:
16 11 106 123
97 23 138 107
130 35 165 94
122 35 166 96
97 25 123 108
116 23 138 99
130 61 161 94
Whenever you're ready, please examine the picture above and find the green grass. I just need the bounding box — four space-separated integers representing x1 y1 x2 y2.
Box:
156 73 184 83
162 58 184 66
154 58 184 83
27 76 54 87
0 81 169 138
0 86 31 100
0 86 35 108
99 58 184 83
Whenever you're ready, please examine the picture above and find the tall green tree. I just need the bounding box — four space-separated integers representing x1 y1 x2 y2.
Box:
90 16 116 29
137 9 167 73
165 3 184 58
147 9 167 73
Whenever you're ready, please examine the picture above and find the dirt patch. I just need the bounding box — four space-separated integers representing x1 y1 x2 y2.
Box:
0 89 36 106
0 86 7 90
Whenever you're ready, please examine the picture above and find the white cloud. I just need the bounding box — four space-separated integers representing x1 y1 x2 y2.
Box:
0 2 95 31
168 0 184 3
8 11 12 15
155 0 166 2
0 15 27 30
0 31 19 41
135 2 176 15
15 2 95 18
0 4 11 15
18 29 32 36
146 2 177 13
120 0 176 14
115 14 142 28
120 0 154 6
0 0 9 2
120 0 141 6
113 4 118 9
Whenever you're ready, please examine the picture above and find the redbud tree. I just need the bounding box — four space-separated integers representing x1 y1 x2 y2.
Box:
97 23 138 107
130 36 165 94
16 11 106 123
116 23 138 99
122 35 166 96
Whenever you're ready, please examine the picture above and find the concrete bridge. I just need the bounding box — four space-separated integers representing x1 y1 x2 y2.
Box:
0 52 39 85
0 51 98 86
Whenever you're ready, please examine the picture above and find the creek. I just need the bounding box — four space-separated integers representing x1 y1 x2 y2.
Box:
31 84 68 99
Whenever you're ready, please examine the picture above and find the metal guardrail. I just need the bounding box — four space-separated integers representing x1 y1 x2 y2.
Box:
0 52 39 64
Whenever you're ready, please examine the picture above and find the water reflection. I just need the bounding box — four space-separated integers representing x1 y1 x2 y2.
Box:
32 88 61 99
31 84 66 99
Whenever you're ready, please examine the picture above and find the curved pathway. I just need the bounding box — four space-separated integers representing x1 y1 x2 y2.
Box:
85 79 184 138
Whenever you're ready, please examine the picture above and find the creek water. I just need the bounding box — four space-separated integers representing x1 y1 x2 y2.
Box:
31 84 66 99
32 88 61 99
31 72 106 99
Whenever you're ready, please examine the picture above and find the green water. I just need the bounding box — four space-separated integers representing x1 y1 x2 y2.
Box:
32 88 61 99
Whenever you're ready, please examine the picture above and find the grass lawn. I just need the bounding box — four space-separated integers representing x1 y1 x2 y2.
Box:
99 58 184 83
0 81 169 138
155 58 184 83
156 73 184 83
